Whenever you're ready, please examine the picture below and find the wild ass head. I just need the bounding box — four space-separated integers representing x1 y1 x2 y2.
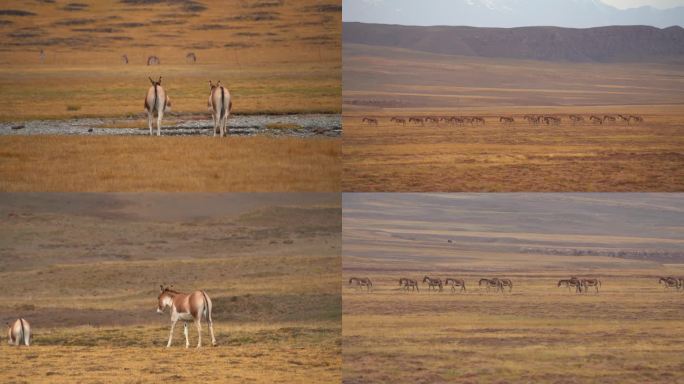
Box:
157 285 177 313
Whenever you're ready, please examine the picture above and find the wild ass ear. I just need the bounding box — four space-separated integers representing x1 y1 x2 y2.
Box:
160 284 164 292
149 77 155 85
158 76 162 85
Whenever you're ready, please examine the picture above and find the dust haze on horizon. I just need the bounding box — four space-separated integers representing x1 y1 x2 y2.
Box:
343 0 684 28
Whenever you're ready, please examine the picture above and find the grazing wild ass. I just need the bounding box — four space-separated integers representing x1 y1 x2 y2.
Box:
659 277 681 290
558 277 583 293
479 278 503 293
208 80 232 137
157 285 217 348
144 77 171 136
580 278 601 294
499 116 514 124
349 277 373 292
7 318 31 346
362 117 378 125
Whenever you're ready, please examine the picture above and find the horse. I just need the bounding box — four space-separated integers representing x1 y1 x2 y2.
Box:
399 277 419 292
7 318 31 346
422 276 443 292
144 76 171 136
157 285 217 348
444 278 466 293
349 277 373 292
208 80 232 137
580 278 601 294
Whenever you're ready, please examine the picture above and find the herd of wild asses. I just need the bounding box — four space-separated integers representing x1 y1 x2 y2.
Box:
5 285 216 349
348 276 684 294
361 114 645 126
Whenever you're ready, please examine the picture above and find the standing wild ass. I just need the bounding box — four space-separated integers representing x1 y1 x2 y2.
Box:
157 285 217 348
7 318 31 346
208 80 232 137
144 77 171 136
349 277 373 292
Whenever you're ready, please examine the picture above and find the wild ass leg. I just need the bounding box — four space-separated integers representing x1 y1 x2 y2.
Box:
148 111 153 136
157 109 163 136
195 319 202 348
183 322 190 349
208 318 217 346
167 320 177 347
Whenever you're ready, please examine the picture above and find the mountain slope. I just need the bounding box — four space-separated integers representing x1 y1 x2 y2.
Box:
343 0 684 28
343 22 684 62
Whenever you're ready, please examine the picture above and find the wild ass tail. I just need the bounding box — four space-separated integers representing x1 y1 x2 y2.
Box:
201 291 212 323
220 86 226 119
19 318 25 346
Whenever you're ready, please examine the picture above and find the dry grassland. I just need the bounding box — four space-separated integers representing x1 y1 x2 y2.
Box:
0 136 340 191
0 194 341 383
342 44 684 192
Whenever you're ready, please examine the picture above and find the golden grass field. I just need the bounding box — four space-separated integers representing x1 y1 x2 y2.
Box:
0 136 340 191
342 194 684 383
342 44 684 192
0 0 341 191
0 194 341 383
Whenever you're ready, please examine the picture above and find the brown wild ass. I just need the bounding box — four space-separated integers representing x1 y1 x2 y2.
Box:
445 278 466 293
423 276 443 292
499 116 514 124
362 117 378 125
580 278 601 294
6 318 31 346
390 117 407 126
186 52 197 63
399 277 419 292
479 278 503 293
157 285 217 348
208 80 232 137
147 55 160 65
659 277 681 290
349 277 373 292
144 77 171 136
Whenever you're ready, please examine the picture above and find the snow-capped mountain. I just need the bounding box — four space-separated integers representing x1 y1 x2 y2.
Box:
343 0 684 28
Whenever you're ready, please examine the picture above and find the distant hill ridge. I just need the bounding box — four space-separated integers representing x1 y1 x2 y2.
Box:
343 22 684 62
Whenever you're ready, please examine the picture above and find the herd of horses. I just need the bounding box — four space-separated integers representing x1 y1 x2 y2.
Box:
349 276 684 294
6 286 216 349
144 76 232 136
361 114 644 126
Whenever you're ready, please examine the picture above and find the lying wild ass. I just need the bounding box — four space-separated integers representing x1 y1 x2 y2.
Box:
144 77 171 136
157 285 217 348
208 80 232 137
7 318 31 346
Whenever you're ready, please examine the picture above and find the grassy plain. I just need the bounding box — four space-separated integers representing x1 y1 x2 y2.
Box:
342 44 684 192
342 194 684 383
0 194 341 383
0 0 341 191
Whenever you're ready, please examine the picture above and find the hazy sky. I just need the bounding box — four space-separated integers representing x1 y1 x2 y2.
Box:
602 0 684 8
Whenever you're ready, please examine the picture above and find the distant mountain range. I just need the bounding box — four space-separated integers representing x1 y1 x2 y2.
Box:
343 22 684 62
343 0 684 28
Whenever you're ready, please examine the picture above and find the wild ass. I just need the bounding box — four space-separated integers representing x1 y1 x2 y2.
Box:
147 55 160 65
390 117 406 126
558 277 582 293
208 80 232 137
659 277 681 290
499 116 514 124
580 278 601 294
121 54 129 64
444 278 466 293
399 277 419 292
39 49 46 64
144 76 171 136
362 117 378 125
186 52 197 63
7 318 31 346
568 115 584 124
589 115 603 124
157 285 217 348
422 276 443 292
479 278 503 293
349 277 373 292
